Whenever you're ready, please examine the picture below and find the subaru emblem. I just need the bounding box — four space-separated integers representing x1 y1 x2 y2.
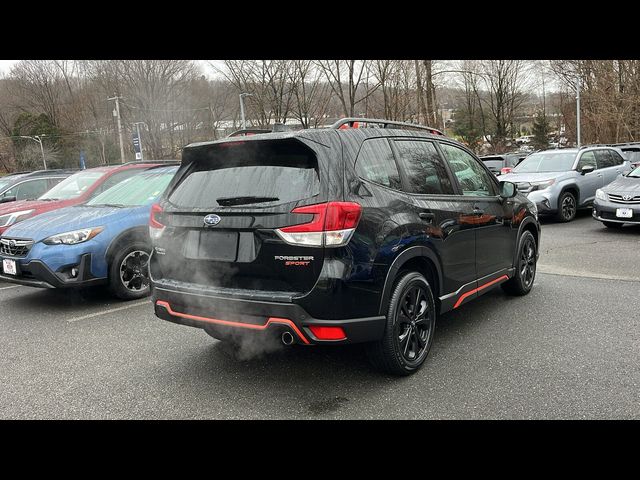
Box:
203 214 221 226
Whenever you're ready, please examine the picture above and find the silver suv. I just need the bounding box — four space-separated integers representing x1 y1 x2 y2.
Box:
500 147 632 222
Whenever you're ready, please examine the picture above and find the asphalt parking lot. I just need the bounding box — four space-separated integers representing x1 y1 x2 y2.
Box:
1 210 638 419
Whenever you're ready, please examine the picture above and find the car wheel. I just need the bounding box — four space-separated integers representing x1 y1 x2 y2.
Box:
502 230 537 296
555 192 577 222
603 221 624 229
366 271 436 376
108 242 151 300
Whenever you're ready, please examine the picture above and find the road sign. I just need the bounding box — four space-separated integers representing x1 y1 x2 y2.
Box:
132 132 142 160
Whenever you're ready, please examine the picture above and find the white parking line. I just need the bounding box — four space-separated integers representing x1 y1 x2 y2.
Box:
66 300 151 323
0 285 21 291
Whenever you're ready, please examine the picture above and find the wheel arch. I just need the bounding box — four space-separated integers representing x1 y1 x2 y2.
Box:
559 183 580 206
513 216 540 268
105 226 151 266
378 246 443 316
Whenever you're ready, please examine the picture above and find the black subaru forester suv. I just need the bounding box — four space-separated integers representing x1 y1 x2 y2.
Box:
149 118 540 375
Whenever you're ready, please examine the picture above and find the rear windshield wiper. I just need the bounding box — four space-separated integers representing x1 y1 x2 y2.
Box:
39 198 59 201
216 196 279 206
88 203 126 208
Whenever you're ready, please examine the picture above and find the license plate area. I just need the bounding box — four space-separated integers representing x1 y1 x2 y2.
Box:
616 208 633 218
2 258 17 276
182 230 239 261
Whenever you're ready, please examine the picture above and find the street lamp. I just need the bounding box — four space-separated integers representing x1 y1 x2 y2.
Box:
575 76 581 148
19 135 47 170
239 93 253 130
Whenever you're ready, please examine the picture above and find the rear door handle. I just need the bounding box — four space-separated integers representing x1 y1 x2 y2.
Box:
419 212 435 222
472 207 484 215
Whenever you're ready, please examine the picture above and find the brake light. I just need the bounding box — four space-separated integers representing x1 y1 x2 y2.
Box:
149 203 165 240
275 201 362 247
501 167 513 175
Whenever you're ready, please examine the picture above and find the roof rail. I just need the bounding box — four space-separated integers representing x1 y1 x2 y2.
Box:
227 128 273 138
116 160 180 166
330 117 445 135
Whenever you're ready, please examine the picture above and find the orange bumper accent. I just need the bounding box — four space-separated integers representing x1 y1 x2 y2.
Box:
155 300 310 345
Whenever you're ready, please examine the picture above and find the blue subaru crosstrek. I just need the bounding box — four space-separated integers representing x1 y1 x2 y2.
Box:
0 165 177 299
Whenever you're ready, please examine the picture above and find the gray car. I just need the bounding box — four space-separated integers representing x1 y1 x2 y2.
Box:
592 164 640 228
500 147 632 222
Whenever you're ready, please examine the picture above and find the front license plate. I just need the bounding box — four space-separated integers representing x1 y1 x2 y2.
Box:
616 208 633 218
2 259 17 275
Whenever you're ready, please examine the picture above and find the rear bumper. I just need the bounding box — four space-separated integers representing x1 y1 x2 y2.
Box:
152 284 386 345
0 254 106 288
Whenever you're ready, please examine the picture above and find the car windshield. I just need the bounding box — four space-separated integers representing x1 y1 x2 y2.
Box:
512 151 576 173
39 170 104 200
627 166 640 178
87 169 176 207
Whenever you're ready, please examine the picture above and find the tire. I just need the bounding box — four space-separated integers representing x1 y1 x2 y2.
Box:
603 221 624 229
501 231 537 296
108 241 151 300
366 271 436 376
555 191 577 222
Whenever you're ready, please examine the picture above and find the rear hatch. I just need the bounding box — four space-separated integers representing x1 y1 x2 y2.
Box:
481 157 505 174
151 137 335 297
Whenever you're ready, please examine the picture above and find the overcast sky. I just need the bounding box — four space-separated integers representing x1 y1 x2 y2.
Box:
0 60 223 77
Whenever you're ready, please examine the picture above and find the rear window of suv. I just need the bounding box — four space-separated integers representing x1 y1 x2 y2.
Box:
169 139 320 208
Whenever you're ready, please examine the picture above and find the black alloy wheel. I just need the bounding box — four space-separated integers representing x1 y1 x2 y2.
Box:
367 271 436 376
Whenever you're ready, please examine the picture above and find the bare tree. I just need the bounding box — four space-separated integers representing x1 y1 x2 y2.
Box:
314 60 380 117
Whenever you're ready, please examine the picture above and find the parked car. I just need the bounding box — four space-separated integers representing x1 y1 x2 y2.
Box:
149 117 540 375
0 165 178 299
500 146 632 222
592 164 640 228
0 162 171 235
611 143 640 169
0 169 76 204
480 153 525 176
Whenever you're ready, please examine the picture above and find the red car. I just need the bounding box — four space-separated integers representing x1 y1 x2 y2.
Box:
0 163 166 235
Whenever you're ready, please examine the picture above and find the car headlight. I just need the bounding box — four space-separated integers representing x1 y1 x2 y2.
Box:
530 179 555 191
0 209 35 228
595 189 608 201
43 227 104 245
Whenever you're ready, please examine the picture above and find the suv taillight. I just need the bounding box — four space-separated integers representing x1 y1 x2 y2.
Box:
149 203 165 240
501 167 513 175
275 202 362 247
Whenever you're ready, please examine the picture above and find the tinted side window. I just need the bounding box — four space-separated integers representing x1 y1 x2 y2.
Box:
16 179 49 200
355 138 401 190
576 151 597 170
394 140 454 195
439 143 496 196
609 150 625 165
595 150 614 169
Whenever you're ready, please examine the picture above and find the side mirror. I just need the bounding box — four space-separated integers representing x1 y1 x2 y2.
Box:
0 196 17 203
499 181 517 199
580 165 595 175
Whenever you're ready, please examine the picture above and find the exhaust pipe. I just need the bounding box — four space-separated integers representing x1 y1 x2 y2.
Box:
281 331 295 345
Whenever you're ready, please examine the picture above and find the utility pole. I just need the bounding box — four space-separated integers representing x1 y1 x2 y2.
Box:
108 94 126 163
576 76 581 148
